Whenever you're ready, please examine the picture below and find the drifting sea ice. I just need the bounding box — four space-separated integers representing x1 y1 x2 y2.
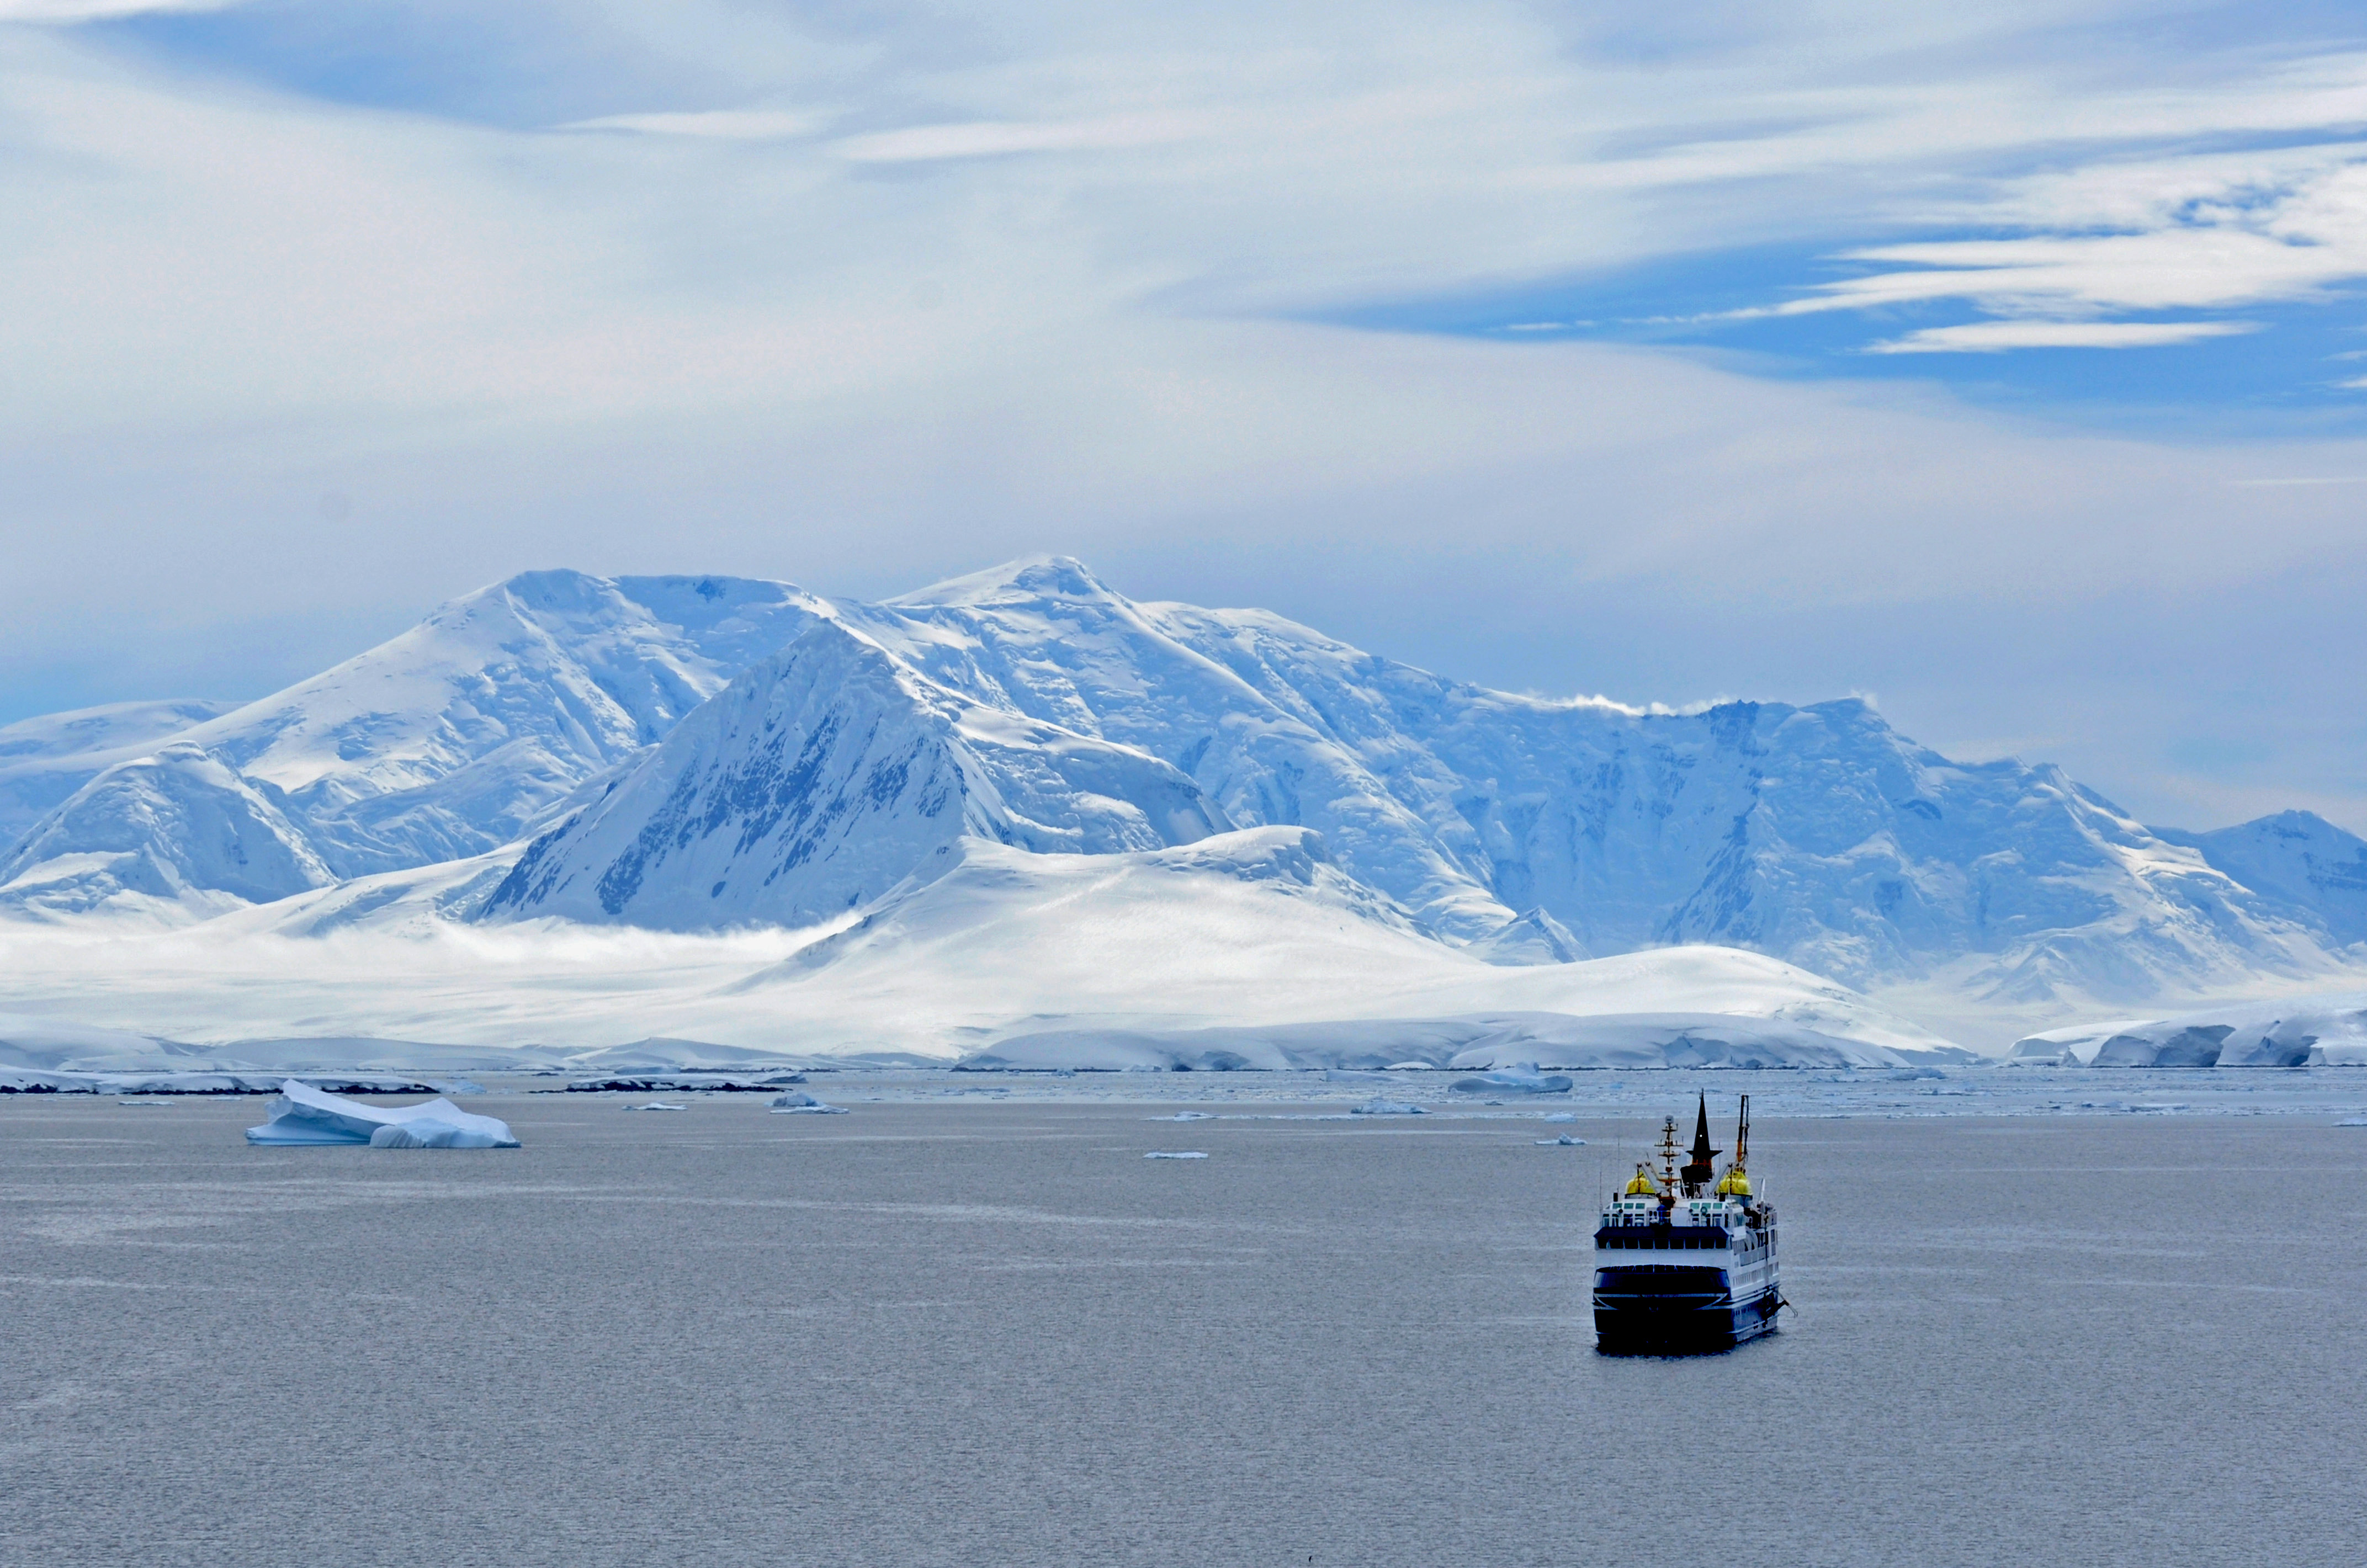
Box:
1450 1069 1573 1095
1349 1099 1425 1115
1533 1135 1588 1146
624 1102 687 1112
1144 1151 1208 1159
1148 1111 1216 1121
245 1080 518 1147
769 1092 847 1113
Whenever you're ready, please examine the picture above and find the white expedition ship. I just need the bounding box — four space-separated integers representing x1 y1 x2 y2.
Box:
1594 1094 1781 1353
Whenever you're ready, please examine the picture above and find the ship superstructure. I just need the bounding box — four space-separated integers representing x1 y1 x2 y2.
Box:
1593 1093 1780 1352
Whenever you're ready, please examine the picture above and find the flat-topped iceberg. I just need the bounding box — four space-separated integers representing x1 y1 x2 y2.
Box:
245 1079 519 1147
1451 1068 1573 1095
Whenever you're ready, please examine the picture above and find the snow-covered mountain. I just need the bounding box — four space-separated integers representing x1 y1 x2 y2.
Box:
6 555 2363 1023
492 557 2362 1005
0 573 826 919
481 617 1226 929
0 698 241 848
0 744 335 922
2155 811 2367 947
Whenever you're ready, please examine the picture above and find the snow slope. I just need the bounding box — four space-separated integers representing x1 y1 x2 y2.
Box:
0 827 1949 1060
0 698 241 852
6 555 2363 1027
6 573 831 913
0 745 335 923
2156 812 2367 947
482 618 1227 929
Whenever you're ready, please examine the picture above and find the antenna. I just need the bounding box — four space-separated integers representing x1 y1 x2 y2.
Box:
1734 1093 1750 1174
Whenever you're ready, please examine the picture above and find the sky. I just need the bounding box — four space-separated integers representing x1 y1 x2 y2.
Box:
3 1 2367 832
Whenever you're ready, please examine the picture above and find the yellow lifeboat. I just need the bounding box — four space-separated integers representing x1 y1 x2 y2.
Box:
1715 1167 1752 1198
1623 1165 1658 1195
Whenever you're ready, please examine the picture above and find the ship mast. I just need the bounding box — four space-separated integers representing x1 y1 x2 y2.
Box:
1679 1092 1720 1195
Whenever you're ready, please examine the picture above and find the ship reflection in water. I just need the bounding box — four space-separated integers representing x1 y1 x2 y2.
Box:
1595 1094 1784 1354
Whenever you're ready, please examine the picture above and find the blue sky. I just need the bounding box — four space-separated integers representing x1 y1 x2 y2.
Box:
5 0 2367 832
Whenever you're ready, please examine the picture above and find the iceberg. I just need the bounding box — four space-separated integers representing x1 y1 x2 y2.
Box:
244 1079 519 1147
768 1091 847 1113
1450 1068 1573 1095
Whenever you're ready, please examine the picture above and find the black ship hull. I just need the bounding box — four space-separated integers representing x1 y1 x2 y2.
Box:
1593 1271 1780 1354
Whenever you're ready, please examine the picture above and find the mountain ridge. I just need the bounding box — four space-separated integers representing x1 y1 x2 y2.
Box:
4 556 2362 1026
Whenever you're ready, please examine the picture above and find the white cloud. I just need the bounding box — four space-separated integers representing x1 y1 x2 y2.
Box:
1866 320 2258 354
1760 144 2367 346
0 0 236 18
6 4 2367 827
557 109 821 140
833 113 1202 163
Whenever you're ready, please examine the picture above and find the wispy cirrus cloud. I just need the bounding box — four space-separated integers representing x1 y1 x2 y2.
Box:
1866 320 2260 353
559 109 821 141
9 1 2367 833
0 0 238 19
833 112 1201 163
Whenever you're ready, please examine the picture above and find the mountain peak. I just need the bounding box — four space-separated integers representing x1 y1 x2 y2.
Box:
890 555 1120 609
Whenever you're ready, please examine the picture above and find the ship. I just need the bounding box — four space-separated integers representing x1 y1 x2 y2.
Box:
1593 1093 1781 1353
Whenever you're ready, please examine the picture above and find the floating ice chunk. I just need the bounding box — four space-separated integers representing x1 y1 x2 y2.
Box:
1350 1099 1425 1115
768 1091 847 1113
1541 1113 1576 1123
1144 1151 1208 1159
2337 1117 2367 1127
368 1119 509 1149
245 1080 518 1148
117 1099 174 1107
1148 1111 1216 1121
624 1102 687 1112
1533 1135 1587 1146
1450 1068 1573 1095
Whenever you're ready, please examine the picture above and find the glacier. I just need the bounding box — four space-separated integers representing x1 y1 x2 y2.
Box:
3 554 2364 1060
2010 993 2367 1067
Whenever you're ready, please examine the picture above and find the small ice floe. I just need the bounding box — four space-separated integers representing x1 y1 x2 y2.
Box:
1542 1113 1577 1123
117 1099 176 1108
768 1092 847 1114
1350 1099 1425 1116
2337 1117 2367 1127
1148 1111 1216 1121
1450 1068 1573 1096
1144 1151 1208 1159
624 1102 687 1112
1533 1135 1588 1146
245 1080 519 1149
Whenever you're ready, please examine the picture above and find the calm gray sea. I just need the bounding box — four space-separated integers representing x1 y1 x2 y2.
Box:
3 1096 2361 1566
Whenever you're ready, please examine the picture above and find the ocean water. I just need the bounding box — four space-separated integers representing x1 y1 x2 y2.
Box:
2 1093 2361 1566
